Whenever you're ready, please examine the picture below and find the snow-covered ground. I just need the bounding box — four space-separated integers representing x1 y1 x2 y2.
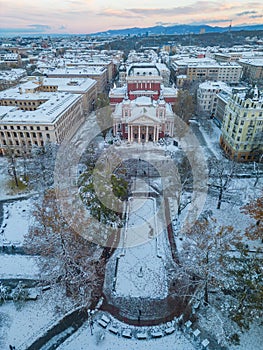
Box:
57 311 196 350
0 157 34 201
0 254 40 279
115 197 168 299
198 119 223 159
0 157 11 200
0 287 75 350
0 198 33 245
230 324 263 350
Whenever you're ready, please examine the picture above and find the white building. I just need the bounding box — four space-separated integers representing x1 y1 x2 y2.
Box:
197 81 231 117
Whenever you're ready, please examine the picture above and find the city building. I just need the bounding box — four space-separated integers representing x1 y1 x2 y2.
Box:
214 90 232 127
171 57 242 84
0 52 22 67
27 77 97 113
197 81 231 117
110 63 177 107
112 95 174 143
220 86 263 162
214 52 243 62
238 58 263 83
0 69 27 91
0 87 84 156
44 66 108 93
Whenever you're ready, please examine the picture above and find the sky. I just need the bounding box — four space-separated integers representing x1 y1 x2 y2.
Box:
0 0 263 35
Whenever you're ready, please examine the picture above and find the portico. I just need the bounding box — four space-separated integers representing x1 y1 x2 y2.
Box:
127 124 160 143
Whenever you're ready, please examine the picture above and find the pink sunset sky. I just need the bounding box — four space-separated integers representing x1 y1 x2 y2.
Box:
1 0 263 35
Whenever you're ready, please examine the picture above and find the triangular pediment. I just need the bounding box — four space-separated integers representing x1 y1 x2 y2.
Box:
129 115 159 125
128 114 159 124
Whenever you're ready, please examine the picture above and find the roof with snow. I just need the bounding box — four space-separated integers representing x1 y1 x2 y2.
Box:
0 92 81 124
127 63 160 77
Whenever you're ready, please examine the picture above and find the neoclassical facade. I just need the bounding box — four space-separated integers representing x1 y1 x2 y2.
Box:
112 96 174 143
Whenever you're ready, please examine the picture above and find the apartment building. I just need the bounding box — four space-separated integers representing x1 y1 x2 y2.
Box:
220 86 263 162
187 62 242 83
0 69 27 91
32 77 97 113
0 87 83 156
171 57 242 83
197 81 230 117
214 52 243 62
238 58 263 83
45 66 107 93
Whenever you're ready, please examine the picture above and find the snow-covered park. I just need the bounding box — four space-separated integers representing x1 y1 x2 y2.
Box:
0 116 262 349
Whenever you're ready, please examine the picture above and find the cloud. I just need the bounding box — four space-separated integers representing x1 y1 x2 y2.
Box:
28 24 51 31
126 1 263 18
96 2 221 20
155 22 179 26
249 14 263 18
126 2 227 17
236 10 257 16
97 8 142 18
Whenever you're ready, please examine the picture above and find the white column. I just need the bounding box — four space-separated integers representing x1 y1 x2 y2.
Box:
146 126 149 143
131 125 133 142
128 124 130 142
153 125 156 142
138 125 141 143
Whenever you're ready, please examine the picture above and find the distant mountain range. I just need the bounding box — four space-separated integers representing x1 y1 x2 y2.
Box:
90 24 263 37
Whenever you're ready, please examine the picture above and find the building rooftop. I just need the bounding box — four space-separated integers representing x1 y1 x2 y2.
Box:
199 81 230 90
45 66 107 76
239 58 263 66
127 63 161 77
41 77 97 92
0 92 81 124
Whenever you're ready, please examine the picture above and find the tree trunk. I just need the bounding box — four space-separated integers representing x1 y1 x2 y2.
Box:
204 281 209 305
11 156 19 187
217 188 223 209
204 251 209 305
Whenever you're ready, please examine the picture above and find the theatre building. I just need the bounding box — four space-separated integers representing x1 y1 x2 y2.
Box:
111 63 176 143
112 95 174 143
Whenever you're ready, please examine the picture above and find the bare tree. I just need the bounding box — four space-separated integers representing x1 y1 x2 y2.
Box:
173 89 195 124
241 193 263 241
25 189 105 307
30 141 58 191
6 147 19 187
208 158 237 209
222 243 263 330
95 105 113 140
179 216 241 305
